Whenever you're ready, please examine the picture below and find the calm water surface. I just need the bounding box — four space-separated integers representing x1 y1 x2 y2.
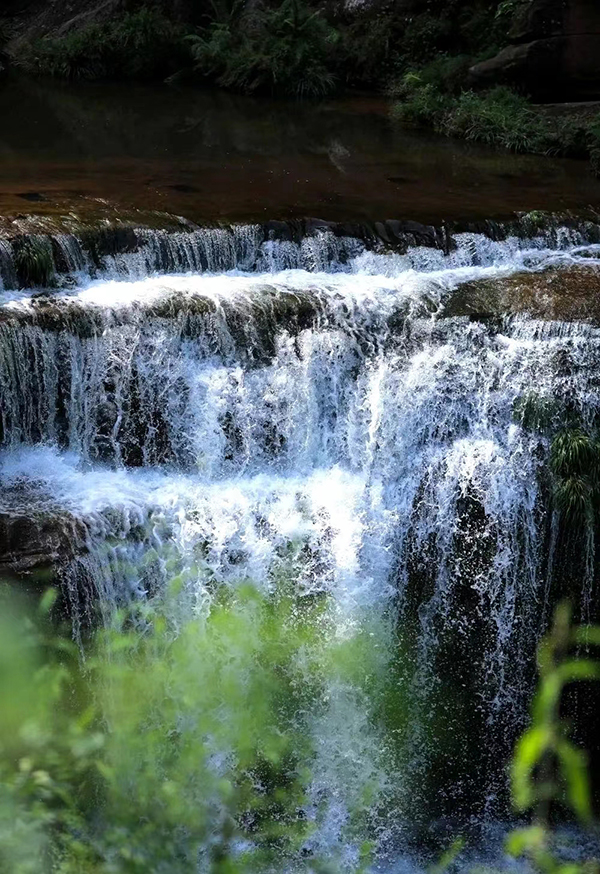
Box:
1 78 600 223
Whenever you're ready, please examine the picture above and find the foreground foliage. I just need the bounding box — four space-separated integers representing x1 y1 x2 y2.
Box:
508 602 600 873
0 585 383 873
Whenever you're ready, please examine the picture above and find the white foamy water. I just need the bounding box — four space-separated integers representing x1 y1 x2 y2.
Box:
2 227 600 868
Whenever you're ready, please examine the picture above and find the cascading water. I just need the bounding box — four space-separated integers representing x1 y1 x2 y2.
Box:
2 223 600 869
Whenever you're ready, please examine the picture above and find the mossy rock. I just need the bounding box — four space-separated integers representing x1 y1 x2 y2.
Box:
443 265 600 322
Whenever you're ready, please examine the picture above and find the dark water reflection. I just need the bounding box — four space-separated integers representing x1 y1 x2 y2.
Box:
1 78 600 223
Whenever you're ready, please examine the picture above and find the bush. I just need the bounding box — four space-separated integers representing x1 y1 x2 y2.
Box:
189 0 339 98
339 10 405 89
400 14 454 66
23 9 189 81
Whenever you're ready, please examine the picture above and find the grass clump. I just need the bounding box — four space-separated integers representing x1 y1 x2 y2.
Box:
189 0 339 98
392 77 551 152
23 9 189 81
550 429 600 527
392 72 600 174
14 237 55 289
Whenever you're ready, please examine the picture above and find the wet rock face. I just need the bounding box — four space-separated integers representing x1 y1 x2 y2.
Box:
0 491 84 577
470 0 600 100
444 264 600 322
4 0 124 53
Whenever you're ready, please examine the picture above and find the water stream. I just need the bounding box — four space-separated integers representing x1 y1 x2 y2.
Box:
1 223 599 869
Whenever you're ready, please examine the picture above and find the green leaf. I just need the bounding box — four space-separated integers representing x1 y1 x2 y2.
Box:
511 726 551 810
556 739 592 823
506 825 546 858
38 588 58 616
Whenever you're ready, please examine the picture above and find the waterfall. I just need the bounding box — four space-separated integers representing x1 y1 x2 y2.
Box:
2 223 600 867
0 217 597 290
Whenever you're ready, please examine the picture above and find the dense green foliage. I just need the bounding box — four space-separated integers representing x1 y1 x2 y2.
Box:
550 430 600 527
188 0 339 98
514 397 600 534
23 9 188 81
16 0 506 95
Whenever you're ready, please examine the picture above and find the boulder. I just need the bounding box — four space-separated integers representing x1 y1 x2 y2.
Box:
468 39 564 97
443 264 600 322
470 0 600 100
0 487 86 578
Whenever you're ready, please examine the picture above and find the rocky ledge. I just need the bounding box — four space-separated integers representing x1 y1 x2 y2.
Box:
470 0 600 101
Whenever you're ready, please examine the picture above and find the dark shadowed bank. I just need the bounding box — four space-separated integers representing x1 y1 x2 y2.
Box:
3 1 600 171
0 0 598 98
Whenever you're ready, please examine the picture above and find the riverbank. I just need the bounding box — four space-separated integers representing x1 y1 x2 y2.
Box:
5 1 600 181
391 77 600 177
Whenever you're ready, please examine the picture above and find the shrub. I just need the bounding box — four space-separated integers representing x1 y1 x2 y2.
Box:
189 0 339 98
339 10 405 89
23 9 189 81
400 14 454 66
391 77 447 127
